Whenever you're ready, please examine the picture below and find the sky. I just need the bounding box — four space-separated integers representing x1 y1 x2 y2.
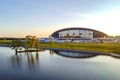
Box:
0 0 120 38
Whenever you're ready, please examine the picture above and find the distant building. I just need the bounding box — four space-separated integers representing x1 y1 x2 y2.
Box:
49 27 108 43
114 36 120 43
40 27 109 43
52 27 108 38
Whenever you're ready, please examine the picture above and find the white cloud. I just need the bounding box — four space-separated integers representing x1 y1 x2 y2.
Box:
68 10 120 35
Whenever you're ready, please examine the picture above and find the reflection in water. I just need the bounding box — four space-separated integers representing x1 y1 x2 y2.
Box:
52 50 120 59
1 47 120 80
10 54 22 69
10 51 41 71
52 50 99 58
27 52 38 69
49 50 54 55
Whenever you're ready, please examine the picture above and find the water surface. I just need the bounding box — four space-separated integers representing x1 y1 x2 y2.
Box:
0 47 120 80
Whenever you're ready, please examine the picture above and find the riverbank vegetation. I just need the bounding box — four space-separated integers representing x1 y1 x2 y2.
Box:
0 39 120 54
9 35 40 54
0 40 11 44
40 42 120 54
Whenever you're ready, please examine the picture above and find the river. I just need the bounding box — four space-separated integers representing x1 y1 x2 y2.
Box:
0 47 120 80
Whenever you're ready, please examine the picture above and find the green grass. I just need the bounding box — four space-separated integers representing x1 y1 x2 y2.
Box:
40 42 120 54
0 40 12 45
1 40 120 54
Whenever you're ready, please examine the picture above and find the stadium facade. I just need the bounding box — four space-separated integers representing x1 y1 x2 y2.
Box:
51 27 108 38
40 27 108 43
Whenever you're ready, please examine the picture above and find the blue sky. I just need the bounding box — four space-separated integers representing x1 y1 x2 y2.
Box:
0 0 120 37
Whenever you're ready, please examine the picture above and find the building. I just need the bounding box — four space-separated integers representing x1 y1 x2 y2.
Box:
50 27 108 43
52 27 108 38
40 27 108 43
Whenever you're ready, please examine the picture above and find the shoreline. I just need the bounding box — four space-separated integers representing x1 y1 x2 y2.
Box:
0 45 120 58
42 47 120 58
42 47 110 55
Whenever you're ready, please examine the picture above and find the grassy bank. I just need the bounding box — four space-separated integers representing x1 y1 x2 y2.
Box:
0 40 12 45
0 40 120 54
40 42 120 54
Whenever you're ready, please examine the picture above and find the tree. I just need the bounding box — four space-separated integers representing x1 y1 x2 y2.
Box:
49 35 54 46
25 35 40 50
25 35 32 50
11 35 40 54
34 38 40 51
11 39 24 54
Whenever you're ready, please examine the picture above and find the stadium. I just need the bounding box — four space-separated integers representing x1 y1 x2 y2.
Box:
52 27 108 38
40 27 108 43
